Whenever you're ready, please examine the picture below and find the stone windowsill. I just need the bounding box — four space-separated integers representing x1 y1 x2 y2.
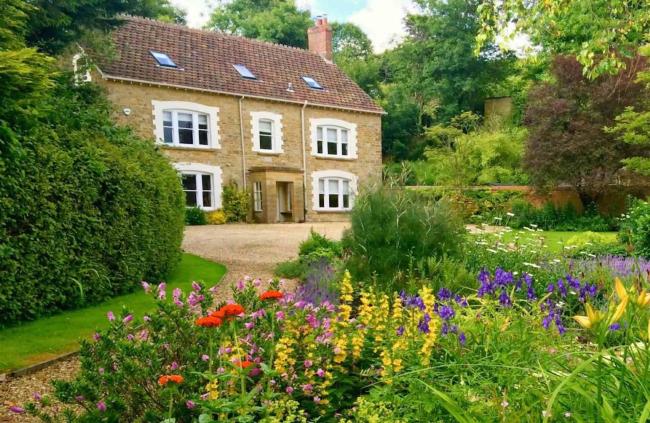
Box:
312 155 357 162
160 145 220 152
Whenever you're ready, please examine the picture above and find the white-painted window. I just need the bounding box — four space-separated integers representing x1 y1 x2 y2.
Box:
174 163 222 210
153 101 220 149
253 181 263 212
311 170 357 211
310 118 357 159
251 111 283 153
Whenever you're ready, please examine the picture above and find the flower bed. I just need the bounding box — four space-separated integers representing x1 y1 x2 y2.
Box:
17 268 650 421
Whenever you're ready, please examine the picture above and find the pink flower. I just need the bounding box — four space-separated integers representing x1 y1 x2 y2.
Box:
304 360 313 368
99 367 105 375
158 283 167 300
139 330 148 341
236 279 245 290
285 386 294 394
209 285 219 294
33 392 42 401
75 395 85 402
143 315 151 322
186 400 196 409
126 334 134 341
201 354 210 361
170 361 179 370
316 368 325 377
192 282 201 292
306 313 319 328
122 314 133 324
141 281 151 293
302 384 313 393
93 332 101 341
217 367 225 374
97 401 106 412
188 292 204 307
314 396 321 404
107 311 115 321
253 278 262 287
200 393 209 400
251 309 266 320
275 311 285 321
245 322 255 330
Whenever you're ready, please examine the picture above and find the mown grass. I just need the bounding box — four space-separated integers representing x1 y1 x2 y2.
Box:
0 253 226 372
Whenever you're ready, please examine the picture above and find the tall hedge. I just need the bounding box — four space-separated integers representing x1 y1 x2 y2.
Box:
0 79 185 326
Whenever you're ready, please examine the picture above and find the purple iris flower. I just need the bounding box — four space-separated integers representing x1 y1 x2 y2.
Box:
437 305 455 320
418 313 431 333
498 289 512 308
459 332 466 345
608 323 621 331
396 326 405 336
437 288 453 301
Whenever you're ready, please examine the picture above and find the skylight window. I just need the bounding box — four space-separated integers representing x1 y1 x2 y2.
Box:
150 51 177 68
233 64 256 79
302 76 323 90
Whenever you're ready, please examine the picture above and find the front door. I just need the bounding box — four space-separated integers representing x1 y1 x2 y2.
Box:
276 182 293 222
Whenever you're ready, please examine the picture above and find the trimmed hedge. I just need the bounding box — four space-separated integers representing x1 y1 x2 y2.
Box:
0 79 185 326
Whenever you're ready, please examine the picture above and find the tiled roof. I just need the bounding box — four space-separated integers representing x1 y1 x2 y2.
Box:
96 17 384 114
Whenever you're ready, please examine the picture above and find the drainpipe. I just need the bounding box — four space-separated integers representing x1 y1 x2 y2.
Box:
300 100 308 222
238 96 247 187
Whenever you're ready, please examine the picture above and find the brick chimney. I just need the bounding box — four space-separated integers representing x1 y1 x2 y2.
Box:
308 16 333 62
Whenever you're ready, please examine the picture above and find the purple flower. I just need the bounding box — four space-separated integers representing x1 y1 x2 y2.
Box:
304 359 313 368
141 281 151 293
547 283 555 293
494 268 514 287
201 354 210 362
122 314 133 324
33 392 42 401
188 292 204 307
97 401 106 412
250 309 266 320
316 368 325 377
459 332 467 346
9 406 25 414
454 295 468 307
498 289 512 308
302 384 313 393
139 330 148 341
75 395 85 402
608 323 621 331
286 386 294 394
107 311 115 321
192 282 201 292
437 288 453 301
418 313 431 333
396 325 405 336
186 400 196 409
93 332 101 341
275 311 285 321
245 322 255 330
126 334 134 341
437 305 455 320
170 361 179 370
209 285 219 295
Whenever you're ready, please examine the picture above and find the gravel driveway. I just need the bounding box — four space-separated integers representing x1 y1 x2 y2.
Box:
182 222 349 285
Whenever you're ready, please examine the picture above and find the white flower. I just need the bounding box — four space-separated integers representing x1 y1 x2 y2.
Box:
564 412 572 418
487 248 498 254
542 410 551 418
530 224 538 228
501 400 509 408
506 212 515 217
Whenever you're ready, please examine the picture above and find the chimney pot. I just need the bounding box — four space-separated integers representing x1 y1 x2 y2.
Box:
308 16 333 62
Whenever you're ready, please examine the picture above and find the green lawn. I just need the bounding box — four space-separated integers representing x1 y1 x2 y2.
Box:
0 253 226 372
498 230 618 253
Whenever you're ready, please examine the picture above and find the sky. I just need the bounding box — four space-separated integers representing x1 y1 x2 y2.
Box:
170 0 417 52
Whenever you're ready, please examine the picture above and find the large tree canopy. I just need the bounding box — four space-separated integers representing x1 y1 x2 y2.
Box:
207 0 311 48
523 55 647 202
477 0 650 78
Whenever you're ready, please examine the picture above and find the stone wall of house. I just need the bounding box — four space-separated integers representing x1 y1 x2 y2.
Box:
99 78 382 221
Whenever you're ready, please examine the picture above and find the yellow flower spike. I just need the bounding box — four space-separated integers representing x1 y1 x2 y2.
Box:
614 278 628 301
608 296 629 325
585 303 600 324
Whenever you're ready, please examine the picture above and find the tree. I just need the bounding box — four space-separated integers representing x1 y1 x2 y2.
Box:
331 22 382 97
523 55 647 204
24 0 186 55
477 0 650 78
207 0 311 48
607 44 650 176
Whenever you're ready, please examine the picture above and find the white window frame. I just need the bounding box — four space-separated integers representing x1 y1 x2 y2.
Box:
251 111 283 154
311 170 358 212
310 118 357 159
174 163 222 211
253 181 263 212
152 101 220 149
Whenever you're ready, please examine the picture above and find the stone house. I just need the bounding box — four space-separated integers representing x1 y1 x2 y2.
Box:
89 16 383 223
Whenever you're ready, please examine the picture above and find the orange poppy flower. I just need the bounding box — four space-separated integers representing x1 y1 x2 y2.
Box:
158 374 184 386
195 316 222 327
234 360 254 369
210 309 226 319
259 290 283 301
220 303 245 316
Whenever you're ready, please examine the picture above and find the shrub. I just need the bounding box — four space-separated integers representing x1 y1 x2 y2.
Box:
205 210 226 225
275 231 343 280
185 207 207 225
343 184 466 290
0 80 184 326
507 201 617 231
274 259 307 279
619 198 650 257
222 184 250 222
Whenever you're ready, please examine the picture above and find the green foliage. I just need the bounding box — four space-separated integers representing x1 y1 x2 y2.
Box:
185 207 207 226
0 79 185 326
206 0 311 48
275 231 342 280
222 184 250 222
274 259 307 279
619 198 650 257
298 230 342 259
343 183 466 290
508 201 618 232
477 0 650 78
